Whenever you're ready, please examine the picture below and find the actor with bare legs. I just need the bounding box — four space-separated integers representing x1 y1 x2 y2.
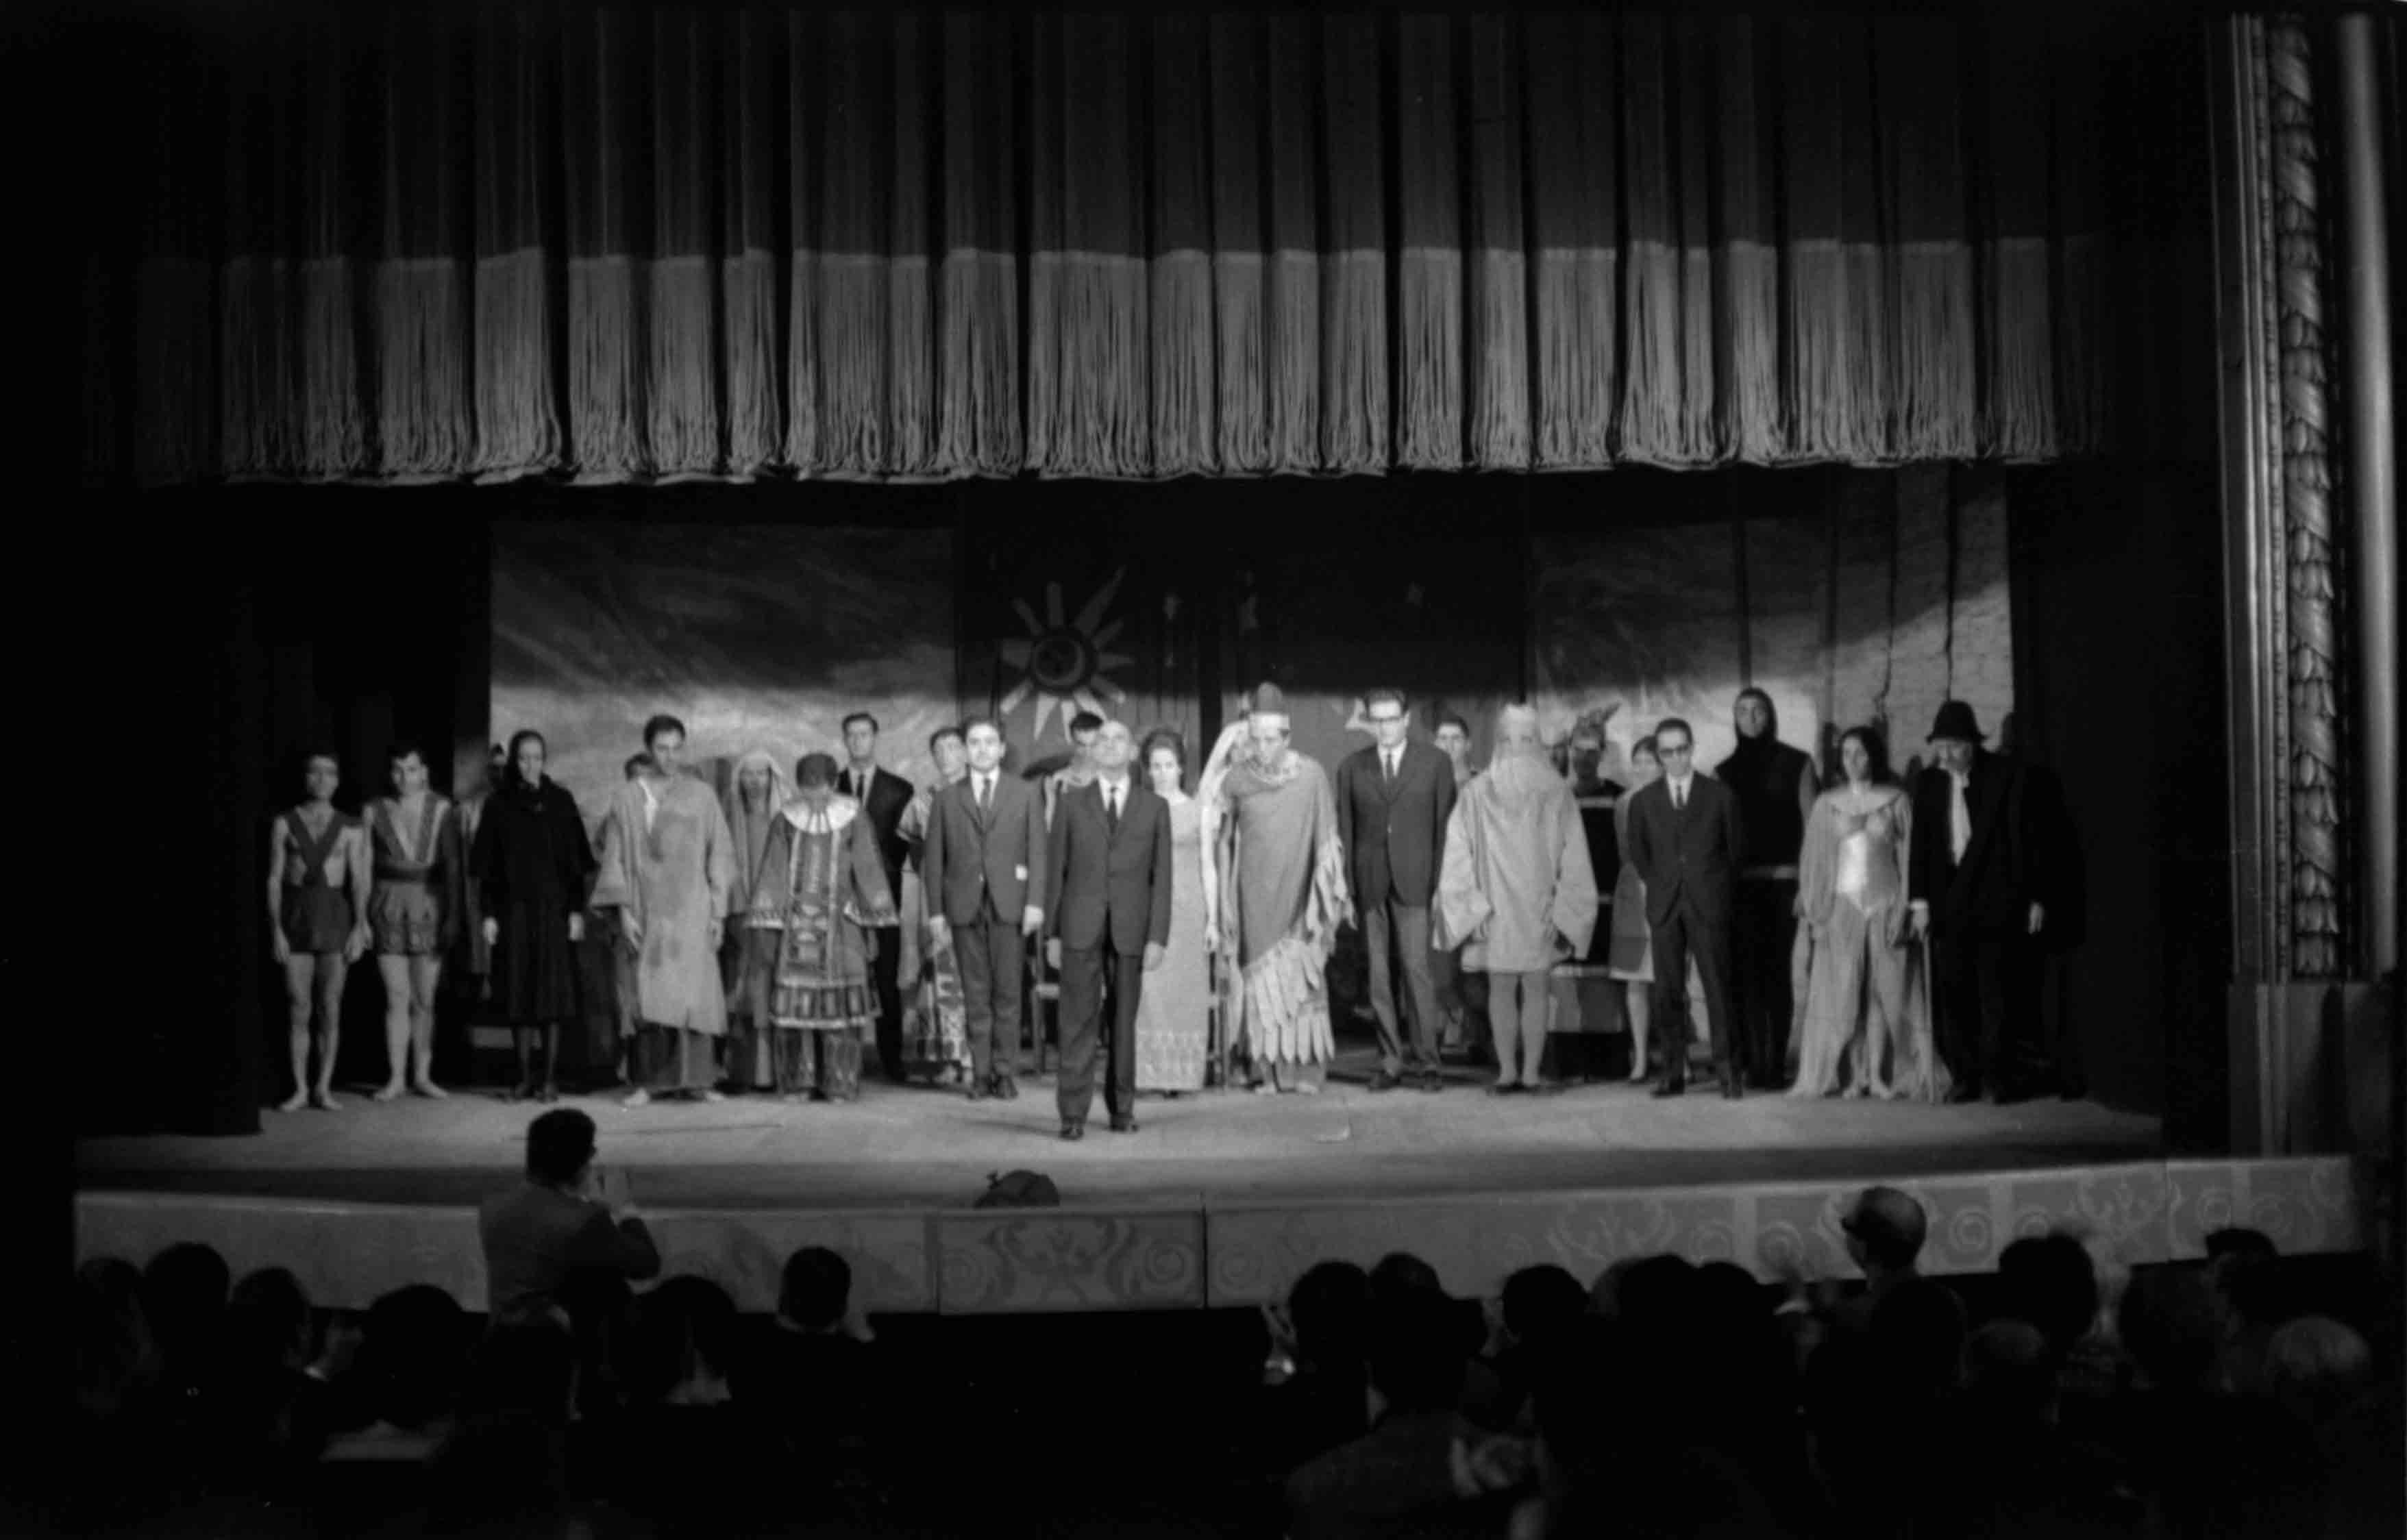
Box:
368 742 461 1101
269 752 369 1110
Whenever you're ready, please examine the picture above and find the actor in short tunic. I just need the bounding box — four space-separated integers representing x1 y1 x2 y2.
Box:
367 794 465 956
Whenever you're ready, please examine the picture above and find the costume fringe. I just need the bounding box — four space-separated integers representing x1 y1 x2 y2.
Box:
1620 238 1681 465
137 257 212 487
1028 250 1149 477
1240 936 1336 1067
938 248 1020 476
888 253 936 477
2056 230 2106 456
1533 246 1616 469
568 253 645 482
1398 245 1462 469
1897 239 1975 460
647 253 718 479
1268 249 1320 473
1208 251 1265 473
220 256 295 478
1470 246 1528 469
1322 249 1387 473
1984 236 2056 461
374 256 470 482
473 245 560 483
722 247 780 477
1722 239 1782 464
1152 248 1215 476
816 253 889 475
782 250 820 472
301 256 366 479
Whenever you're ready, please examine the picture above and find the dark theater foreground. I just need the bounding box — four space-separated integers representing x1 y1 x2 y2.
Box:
40 1 2402 1536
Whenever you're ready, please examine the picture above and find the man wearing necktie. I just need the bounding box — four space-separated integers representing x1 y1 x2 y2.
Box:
1044 721 1173 1139
840 713 916 1083
1336 688 1459 1092
1907 701 2047 1104
1621 717 1746 1098
922 718 1046 1102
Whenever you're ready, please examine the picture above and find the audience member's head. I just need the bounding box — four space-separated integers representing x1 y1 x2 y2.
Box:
778 1247 852 1334
1588 1256 1644 1319
523 1108 597 1190
1368 1252 1443 1306
1962 1318 2057 1426
2206 1228 2286 1333
1366 1290 1467 1417
2116 1265 2225 1394
1610 1254 1700 1338
1288 1260 1373 1373
1500 1265 1588 1353
1842 1186 1929 1279
143 1241 232 1382
75 1257 156 1416
1865 1277 1968 1402
1998 1232 2101 1358
634 1275 741 1404
226 1267 313 1375
2262 1316 2372 1427
356 1284 471 1431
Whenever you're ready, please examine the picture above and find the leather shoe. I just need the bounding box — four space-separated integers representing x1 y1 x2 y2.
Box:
1110 1114 1139 1133
1368 1068 1405 1093
1059 1121 1084 1141
1416 1071 1444 1093
995 1076 1020 1101
1721 1069 1745 1100
1487 1081 1522 1097
966 1081 989 1103
1652 1076 1688 1099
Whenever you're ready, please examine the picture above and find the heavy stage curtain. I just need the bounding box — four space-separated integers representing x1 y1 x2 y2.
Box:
95 5 2116 486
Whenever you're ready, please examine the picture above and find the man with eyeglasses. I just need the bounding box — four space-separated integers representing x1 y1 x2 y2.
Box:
1335 688 1459 1093
1620 717 1746 1098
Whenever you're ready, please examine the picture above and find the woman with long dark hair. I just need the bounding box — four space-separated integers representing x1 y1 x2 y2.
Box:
472 731 597 1102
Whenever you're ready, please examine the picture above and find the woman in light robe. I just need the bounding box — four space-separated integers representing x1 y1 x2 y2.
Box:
719 749 792 1093
1437 705 1600 1095
1134 729 1215 1093
1791 726 1947 1100
1200 685 1351 1095
591 715 735 1107
750 754 900 1101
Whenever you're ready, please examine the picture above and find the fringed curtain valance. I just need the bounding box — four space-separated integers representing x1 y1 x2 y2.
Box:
91 5 2119 487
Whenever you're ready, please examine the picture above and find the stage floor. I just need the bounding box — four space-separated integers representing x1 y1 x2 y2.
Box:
77 1045 2156 1210
73 1046 2364 1317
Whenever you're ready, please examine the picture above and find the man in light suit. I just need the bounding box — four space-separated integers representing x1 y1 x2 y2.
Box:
1336 688 1459 1093
922 718 1046 1103
1622 717 1747 1099
1044 720 1173 1140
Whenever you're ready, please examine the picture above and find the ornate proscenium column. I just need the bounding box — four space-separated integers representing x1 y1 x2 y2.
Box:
2209 14 2394 1156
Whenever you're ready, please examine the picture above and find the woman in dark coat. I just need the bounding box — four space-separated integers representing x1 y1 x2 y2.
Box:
473 730 597 1102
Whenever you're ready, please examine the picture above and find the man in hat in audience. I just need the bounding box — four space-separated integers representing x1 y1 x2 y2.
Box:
1908 701 2048 1104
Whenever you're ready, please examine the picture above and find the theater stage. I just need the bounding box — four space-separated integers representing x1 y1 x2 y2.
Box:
74 1046 2362 1317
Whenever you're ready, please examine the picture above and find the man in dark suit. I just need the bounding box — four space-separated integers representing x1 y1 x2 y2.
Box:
1044 719 1172 1139
839 712 915 1083
1336 688 1459 1093
478 1107 661 1318
1908 701 2046 1103
922 717 1046 1102
1621 717 1747 1098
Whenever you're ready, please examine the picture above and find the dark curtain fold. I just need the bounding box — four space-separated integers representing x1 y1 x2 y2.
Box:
96 3 2138 486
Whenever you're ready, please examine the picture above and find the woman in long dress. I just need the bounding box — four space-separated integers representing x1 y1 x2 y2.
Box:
367 741 464 1102
1134 730 1215 1094
898 725 972 1084
1790 726 1949 1100
720 749 792 1093
473 731 597 1102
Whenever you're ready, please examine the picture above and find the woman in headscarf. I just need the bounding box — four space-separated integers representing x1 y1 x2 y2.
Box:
472 731 598 1103
1437 705 1600 1094
719 749 792 1093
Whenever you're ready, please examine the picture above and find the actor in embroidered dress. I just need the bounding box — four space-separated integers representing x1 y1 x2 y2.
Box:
750 754 901 1101
719 749 793 1093
269 750 370 1112
367 741 465 1102
1792 728 1947 1101
473 731 596 1103
1133 730 1215 1093
1437 706 1600 1095
591 715 735 1107
898 725 973 1083
1201 684 1352 1095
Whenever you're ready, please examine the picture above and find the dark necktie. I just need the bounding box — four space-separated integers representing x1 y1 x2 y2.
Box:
1106 784 1121 830
1674 781 1687 812
1383 751 1396 786
977 775 991 815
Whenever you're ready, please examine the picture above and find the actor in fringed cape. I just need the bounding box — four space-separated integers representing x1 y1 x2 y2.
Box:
749 756 900 1102
1792 728 1948 1101
720 749 793 1091
591 758 735 1103
1436 706 1600 1093
1201 686 1352 1094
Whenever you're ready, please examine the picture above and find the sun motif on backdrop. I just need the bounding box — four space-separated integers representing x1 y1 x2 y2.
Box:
998 568 1136 743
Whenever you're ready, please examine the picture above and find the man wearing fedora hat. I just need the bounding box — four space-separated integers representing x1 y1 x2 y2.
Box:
1908 701 2046 1103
